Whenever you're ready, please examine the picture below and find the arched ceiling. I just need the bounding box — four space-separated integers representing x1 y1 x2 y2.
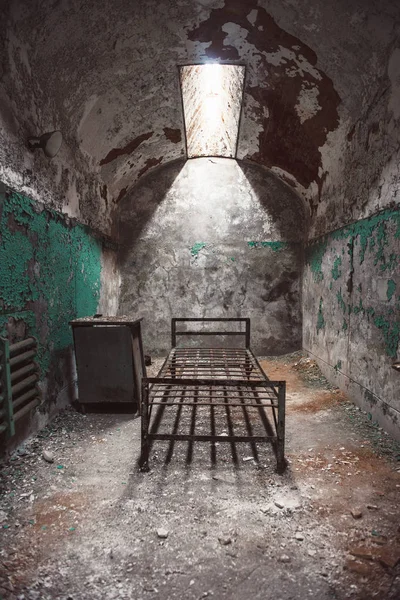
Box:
1 0 399 235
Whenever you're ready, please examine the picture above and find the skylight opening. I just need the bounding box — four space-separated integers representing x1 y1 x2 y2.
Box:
180 64 245 159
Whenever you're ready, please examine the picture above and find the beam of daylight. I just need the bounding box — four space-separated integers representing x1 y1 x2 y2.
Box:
180 64 245 158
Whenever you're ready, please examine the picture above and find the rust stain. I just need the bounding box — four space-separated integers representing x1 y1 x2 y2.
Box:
164 127 182 143
100 131 153 166
137 156 163 179
289 390 348 414
31 491 87 531
114 187 127 204
187 0 341 196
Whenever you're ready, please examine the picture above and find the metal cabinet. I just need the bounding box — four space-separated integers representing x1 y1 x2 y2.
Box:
70 317 146 412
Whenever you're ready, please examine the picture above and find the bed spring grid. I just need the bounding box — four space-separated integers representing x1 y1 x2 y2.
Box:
140 319 286 472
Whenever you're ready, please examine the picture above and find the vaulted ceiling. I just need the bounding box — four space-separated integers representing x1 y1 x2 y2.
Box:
0 0 399 236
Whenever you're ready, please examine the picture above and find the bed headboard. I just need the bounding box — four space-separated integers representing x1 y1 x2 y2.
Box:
171 318 251 349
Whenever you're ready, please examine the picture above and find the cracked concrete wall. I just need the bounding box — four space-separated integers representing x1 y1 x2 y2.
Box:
303 208 400 440
302 44 400 439
118 158 305 355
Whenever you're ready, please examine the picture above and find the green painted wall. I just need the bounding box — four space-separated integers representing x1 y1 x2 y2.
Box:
305 207 400 358
0 190 102 379
303 205 399 434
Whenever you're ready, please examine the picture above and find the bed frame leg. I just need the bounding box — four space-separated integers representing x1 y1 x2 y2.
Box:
276 381 286 473
139 380 150 472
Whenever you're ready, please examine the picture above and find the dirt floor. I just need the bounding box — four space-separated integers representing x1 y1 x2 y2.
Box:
1 353 400 600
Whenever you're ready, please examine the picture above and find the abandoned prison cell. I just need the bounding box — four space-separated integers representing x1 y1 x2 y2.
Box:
0 1 399 599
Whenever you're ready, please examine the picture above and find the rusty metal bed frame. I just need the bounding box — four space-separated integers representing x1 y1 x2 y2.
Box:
140 318 286 472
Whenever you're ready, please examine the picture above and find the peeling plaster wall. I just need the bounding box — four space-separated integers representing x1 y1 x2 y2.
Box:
312 44 400 237
2 0 399 227
0 187 116 445
303 208 400 439
118 158 305 355
1 0 400 443
0 4 113 236
302 42 400 440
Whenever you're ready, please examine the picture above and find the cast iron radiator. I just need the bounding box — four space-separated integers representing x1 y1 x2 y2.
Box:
140 318 286 472
0 336 40 439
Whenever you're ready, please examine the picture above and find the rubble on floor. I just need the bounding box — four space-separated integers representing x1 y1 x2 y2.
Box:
0 354 399 600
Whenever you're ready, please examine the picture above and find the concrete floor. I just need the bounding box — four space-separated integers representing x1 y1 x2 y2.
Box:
1 355 400 600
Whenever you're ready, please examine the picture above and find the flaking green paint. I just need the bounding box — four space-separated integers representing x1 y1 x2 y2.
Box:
307 208 399 274
331 256 342 280
307 207 399 358
334 360 342 372
0 191 102 377
190 242 206 257
373 315 399 358
352 298 364 315
329 207 399 269
305 238 328 282
336 289 346 314
387 279 396 302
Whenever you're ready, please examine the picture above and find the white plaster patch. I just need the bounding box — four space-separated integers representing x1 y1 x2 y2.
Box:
264 46 322 81
295 83 321 124
0 162 47 207
185 40 212 59
221 22 249 47
388 47 400 121
264 46 293 68
247 9 258 26
262 220 272 235
64 179 80 219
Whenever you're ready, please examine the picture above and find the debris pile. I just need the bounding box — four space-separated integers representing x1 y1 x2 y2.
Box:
292 357 334 389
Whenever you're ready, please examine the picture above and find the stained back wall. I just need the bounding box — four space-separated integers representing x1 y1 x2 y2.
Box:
118 158 305 355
